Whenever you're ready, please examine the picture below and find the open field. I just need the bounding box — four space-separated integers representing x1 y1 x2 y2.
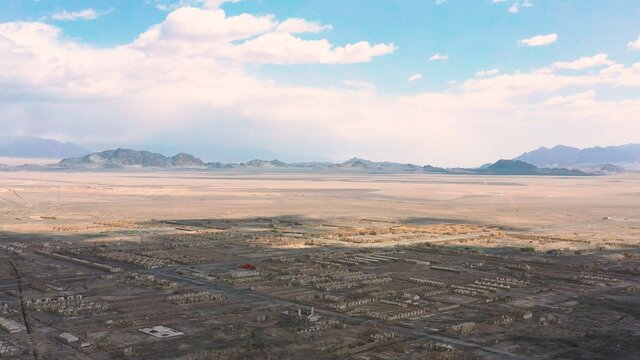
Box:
0 171 639 359
2 171 640 236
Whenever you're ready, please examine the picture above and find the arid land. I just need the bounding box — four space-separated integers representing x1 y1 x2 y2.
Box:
0 171 639 359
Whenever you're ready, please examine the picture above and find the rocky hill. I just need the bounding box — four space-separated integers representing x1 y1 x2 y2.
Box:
480 159 587 176
241 159 288 168
487 159 537 171
170 153 205 167
330 158 423 172
567 163 627 175
59 149 205 168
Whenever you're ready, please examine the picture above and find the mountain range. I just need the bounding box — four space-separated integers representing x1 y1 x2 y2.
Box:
1 139 638 176
41 149 590 176
514 144 640 169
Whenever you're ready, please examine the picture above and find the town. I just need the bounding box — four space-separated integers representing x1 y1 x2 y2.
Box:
2 216 638 359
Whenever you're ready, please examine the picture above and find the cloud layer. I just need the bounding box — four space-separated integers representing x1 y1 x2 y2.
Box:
0 5 639 166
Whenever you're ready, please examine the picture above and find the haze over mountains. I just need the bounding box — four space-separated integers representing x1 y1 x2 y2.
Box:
0 136 89 159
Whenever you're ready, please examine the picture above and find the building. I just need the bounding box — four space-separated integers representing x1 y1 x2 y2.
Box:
0 317 26 334
139 326 184 338
447 322 476 335
59 332 79 344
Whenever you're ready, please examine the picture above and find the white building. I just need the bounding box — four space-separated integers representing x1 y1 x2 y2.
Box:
59 333 79 344
0 317 25 334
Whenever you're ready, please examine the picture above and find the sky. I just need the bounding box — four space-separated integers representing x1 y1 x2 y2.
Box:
0 0 639 166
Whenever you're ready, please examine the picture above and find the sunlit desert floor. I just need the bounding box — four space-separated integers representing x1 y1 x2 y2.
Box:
1 171 639 240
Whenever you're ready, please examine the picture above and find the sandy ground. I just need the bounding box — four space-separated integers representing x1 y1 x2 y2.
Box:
0 171 639 239
0 157 59 166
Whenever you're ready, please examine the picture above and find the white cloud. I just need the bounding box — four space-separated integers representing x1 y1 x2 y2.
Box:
276 18 332 34
132 7 394 64
429 53 449 61
136 7 276 45
1 10 640 166
628 34 640 50
551 53 614 71
408 73 423 82
435 0 447 5
475 68 500 77
517 33 557 47
51 8 112 21
492 0 508 3
232 33 395 64
508 0 532 13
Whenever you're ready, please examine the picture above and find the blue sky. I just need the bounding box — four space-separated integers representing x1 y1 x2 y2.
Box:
1 0 639 165
5 0 639 92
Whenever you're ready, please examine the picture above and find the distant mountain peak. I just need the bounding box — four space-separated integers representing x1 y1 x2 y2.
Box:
170 153 205 166
487 159 538 170
339 158 371 167
551 144 578 150
242 159 288 167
